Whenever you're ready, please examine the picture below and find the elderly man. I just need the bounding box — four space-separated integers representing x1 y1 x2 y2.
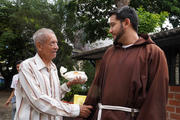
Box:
14 28 92 120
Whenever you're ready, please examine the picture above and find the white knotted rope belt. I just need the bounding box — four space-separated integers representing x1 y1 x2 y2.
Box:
97 103 139 120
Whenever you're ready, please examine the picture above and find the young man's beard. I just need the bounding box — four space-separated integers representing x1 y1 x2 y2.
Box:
113 24 124 46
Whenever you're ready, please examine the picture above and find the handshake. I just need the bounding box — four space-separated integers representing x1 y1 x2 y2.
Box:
79 105 93 118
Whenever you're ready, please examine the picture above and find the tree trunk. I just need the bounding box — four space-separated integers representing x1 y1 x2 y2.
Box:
115 0 130 8
16 0 21 6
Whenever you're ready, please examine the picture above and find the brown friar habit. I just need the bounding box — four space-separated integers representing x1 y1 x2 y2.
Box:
76 34 169 120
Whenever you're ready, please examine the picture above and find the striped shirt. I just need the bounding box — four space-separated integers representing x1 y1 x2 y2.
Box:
14 54 80 120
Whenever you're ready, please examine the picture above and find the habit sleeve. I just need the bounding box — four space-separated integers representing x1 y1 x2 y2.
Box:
75 58 106 120
137 46 169 120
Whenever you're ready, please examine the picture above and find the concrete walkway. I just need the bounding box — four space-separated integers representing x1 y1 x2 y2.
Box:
0 90 12 120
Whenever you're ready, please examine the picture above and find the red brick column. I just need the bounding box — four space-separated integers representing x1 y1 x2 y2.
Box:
166 86 180 120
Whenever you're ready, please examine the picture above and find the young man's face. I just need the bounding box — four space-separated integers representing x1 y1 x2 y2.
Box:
109 14 125 44
16 64 20 72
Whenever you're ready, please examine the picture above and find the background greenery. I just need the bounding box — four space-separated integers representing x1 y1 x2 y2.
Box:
0 0 179 101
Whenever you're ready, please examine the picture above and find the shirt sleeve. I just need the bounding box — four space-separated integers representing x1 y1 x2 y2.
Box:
137 47 169 120
59 83 71 99
19 62 80 117
10 75 16 89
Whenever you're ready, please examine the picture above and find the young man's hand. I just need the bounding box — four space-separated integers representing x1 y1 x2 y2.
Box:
4 100 10 107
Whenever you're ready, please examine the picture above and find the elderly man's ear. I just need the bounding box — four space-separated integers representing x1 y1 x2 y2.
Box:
36 42 42 51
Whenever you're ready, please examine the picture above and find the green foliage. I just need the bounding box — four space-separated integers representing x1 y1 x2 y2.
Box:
54 41 74 72
137 7 169 33
82 61 96 89
0 0 73 88
62 0 114 44
62 0 170 43
130 0 180 28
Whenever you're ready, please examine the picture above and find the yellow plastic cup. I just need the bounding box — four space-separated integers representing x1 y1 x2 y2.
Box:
73 94 87 105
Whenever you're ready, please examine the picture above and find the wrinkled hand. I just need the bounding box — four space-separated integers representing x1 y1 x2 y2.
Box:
67 76 86 88
79 105 93 118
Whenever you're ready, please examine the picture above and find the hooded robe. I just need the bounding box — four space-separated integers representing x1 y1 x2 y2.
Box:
77 34 169 120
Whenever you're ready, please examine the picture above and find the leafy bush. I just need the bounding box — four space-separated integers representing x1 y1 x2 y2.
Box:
137 7 169 33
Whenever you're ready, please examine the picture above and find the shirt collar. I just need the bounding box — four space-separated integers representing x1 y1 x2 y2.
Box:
34 53 56 71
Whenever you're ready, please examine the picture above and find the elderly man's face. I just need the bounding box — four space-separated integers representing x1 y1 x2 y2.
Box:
38 33 59 61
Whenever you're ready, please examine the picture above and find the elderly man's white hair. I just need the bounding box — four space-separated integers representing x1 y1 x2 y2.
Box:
33 28 55 46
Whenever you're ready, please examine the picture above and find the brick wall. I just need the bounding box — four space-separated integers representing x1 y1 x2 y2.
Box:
167 86 180 120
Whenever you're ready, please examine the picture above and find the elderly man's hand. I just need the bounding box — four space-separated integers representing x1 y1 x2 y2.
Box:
67 77 85 88
79 105 93 118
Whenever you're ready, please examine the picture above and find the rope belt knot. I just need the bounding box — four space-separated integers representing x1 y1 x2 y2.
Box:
97 103 139 120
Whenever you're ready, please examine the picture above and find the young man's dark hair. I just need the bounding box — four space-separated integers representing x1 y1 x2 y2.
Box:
16 60 23 65
109 6 139 32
